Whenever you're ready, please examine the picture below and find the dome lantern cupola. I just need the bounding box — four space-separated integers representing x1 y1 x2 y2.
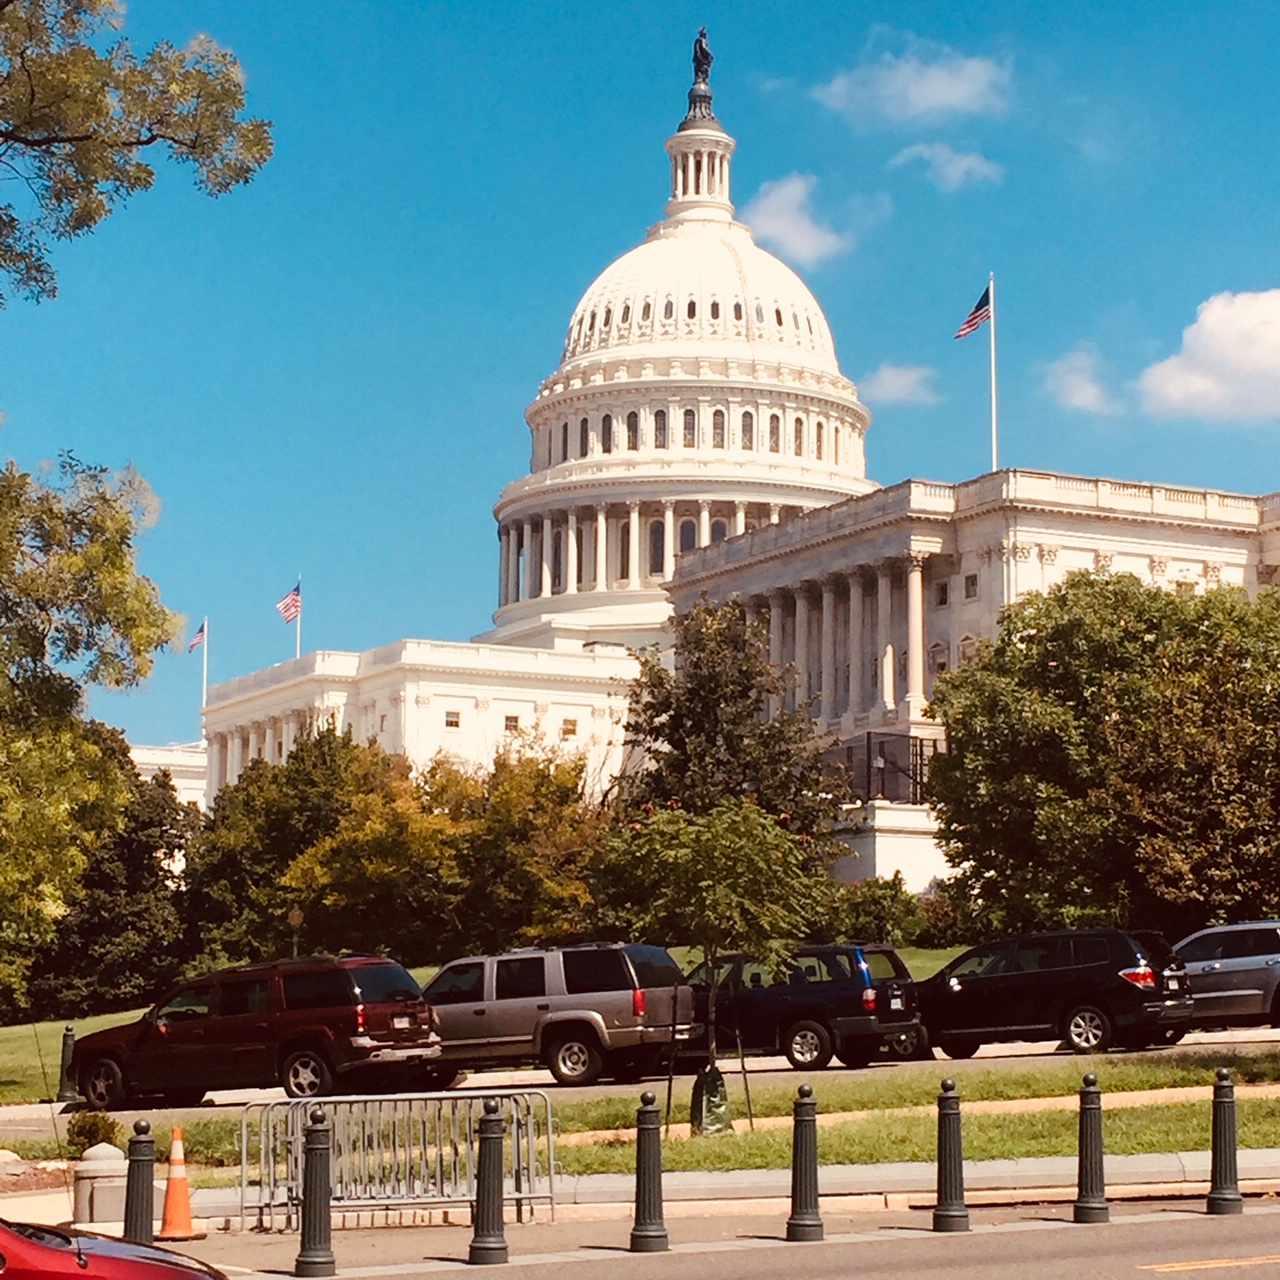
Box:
664 27 734 226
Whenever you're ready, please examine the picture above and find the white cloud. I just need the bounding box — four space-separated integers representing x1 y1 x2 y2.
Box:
1044 346 1119 414
741 174 850 268
1139 290 1280 421
815 44 1011 125
889 142 1002 192
860 363 941 405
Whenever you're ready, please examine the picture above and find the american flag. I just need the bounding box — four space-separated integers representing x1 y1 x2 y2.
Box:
187 620 206 652
276 582 302 623
954 286 992 339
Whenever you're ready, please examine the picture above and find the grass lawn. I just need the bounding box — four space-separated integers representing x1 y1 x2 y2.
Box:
0 1008 145 1105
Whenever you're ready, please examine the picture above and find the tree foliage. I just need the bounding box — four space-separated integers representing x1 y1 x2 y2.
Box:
621 598 843 842
0 0 272 304
927 571 1280 940
809 872 927 948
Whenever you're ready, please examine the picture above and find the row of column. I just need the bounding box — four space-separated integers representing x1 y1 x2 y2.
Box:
755 555 928 729
206 710 310 795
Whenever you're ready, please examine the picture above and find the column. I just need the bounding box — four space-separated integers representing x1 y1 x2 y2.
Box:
227 730 244 785
594 506 608 591
264 719 277 765
906 553 926 716
628 502 641 589
768 590 785 719
734 501 746 536
521 518 533 601
206 734 224 803
794 589 811 712
820 579 837 728
497 528 507 607
565 510 578 594
248 722 262 762
662 502 675 580
540 514 553 597
283 714 297 758
769 504 781 525
846 571 864 720
876 564 895 713
505 525 519 606
698 500 711 547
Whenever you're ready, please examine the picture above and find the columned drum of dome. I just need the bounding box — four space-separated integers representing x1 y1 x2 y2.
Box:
480 41 876 653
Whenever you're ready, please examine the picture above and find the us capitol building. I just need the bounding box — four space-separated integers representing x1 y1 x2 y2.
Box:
155 46 1280 890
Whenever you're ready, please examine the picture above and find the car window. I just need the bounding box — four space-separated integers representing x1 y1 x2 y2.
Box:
624 944 685 988
1014 938 1068 972
1131 931 1179 969
1071 936 1112 967
157 983 213 1022
862 952 900 981
350 964 421 1004
795 953 854 983
1177 933 1225 963
422 961 485 1005
496 957 546 1000
218 978 270 1016
949 943 1012 978
562 949 631 995
1222 928 1280 959
740 959 791 989
282 969 355 1011
687 957 738 989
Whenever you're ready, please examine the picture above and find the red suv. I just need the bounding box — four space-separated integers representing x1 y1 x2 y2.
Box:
72 955 442 1108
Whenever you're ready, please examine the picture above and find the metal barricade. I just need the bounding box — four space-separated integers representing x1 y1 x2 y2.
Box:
240 1089 555 1231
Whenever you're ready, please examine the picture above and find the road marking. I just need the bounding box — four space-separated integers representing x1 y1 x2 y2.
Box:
1139 1255 1280 1273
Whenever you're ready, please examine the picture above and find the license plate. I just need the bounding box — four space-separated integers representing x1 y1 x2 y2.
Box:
1167 978 1179 990
890 996 904 1010
393 1015 411 1029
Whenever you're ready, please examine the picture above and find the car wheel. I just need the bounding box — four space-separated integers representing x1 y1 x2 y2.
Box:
546 1032 604 1086
886 1025 932 1060
1064 1005 1113 1054
784 1020 833 1071
282 1049 334 1099
834 1043 872 1069
81 1057 128 1111
939 1036 982 1060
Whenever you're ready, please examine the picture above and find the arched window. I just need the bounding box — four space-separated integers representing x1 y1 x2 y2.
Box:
686 299 697 319
683 408 696 448
654 409 668 449
710 300 720 320
755 302 764 322
619 522 631 581
711 519 727 543
545 428 553 469
649 521 664 575
815 422 824 460
734 301 743 321
794 417 804 456
793 312 799 329
559 421 568 463
769 413 781 453
664 298 674 320
552 529 563 592
741 410 754 450
775 308 784 326
807 316 813 334
627 411 639 450
579 417 589 457
712 409 725 448
602 414 613 454
588 310 596 333
641 299 651 322
621 303 631 324
603 307 612 329
679 519 697 553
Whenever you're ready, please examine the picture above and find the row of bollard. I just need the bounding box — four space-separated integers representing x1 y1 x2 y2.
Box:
224 1064 1249 1273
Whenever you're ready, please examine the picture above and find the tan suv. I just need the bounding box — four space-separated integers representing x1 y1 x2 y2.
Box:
422 943 695 1085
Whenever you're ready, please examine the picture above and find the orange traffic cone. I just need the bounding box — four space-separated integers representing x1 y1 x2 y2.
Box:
156 1126 205 1241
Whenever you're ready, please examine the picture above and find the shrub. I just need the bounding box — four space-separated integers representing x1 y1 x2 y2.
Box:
67 1110 123 1157
812 873 926 947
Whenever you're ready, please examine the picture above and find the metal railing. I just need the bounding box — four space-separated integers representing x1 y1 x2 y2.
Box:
240 1089 556 1231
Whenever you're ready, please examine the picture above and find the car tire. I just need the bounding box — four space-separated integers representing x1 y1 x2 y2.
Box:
834 1043 872 1069
886 1025 932 1061
282 1048 334 1099
546 1032 604 1086
783 1020 834 1071
81 1057 128 1111
1063 1005 1113 1054
939 1036 982 1060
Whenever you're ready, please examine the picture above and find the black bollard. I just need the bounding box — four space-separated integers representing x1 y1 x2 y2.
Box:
933 1078 969 1233
1207 1067 1244 1215
1073 1072 1109 1223
123 1119 155 1244
630 1090 669 1253
468 1098 509 1266
294 1107 336 1278
57 1026 77 1103
786 1083 823 1242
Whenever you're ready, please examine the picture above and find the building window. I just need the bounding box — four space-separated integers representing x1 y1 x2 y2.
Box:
679 518 697 553
687 299 696 319
552 529 563 592
683 408 696 447
929 644 949 675
379 714 386 732
649 521 664 575
958 636 978 664
602 306 611 329
579 417 589 457
619 522 631 580
575 525 584 585
769 413 780 452
627 411 639 450
793 311 799 329
755 302 764 322
710 300 720 319
711 519 727 543
775 307 783 326
642 300 651 321
654 408 668 449
935 581 950 607
444 710 460 728
712 409 725 448
1174 579 1197 598
588 310 596 333
815 422 824 460
741 410 754 450
561 718 578 739
602 413 613 453
964 573 979 600
621 302 630 324
504 715 520 733
794 417 804 456
559 422 568 463
663 298 674 320
734 301 743 320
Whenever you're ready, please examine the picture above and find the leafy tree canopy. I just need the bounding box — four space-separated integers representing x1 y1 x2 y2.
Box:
927 571 1280 941
0 0 272 304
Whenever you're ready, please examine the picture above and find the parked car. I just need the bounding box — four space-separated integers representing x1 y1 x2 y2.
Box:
683 944 920 1070
1175 920 1280 1027
421 942 695 1086
916 928 1192 1057
0 1217 226 1277
73 955 442 1109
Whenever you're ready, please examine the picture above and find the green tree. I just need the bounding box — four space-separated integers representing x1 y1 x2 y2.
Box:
0 0 272 304
927 571 1280 940
810 872 925 948
621 598 843 842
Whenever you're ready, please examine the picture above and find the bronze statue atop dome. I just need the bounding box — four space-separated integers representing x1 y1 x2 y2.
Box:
680 27 721 130
693 27 712 84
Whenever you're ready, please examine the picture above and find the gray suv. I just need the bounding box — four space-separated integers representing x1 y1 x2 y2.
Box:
421 943 695 1086
1175 921 1280 1027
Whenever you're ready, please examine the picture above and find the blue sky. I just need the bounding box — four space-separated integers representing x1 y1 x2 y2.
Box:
4 2 1279 744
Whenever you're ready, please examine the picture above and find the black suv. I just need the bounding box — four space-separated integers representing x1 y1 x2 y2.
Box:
917 928 1192 1057
685 944 920 1070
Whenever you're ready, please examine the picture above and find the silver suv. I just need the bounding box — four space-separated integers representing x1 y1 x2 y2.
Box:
1175 921 1280 1027
421 943 695 1086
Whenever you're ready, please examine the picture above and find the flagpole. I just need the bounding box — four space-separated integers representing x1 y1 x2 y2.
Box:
201 616 208 722
296 573 302 660
989 270 999 472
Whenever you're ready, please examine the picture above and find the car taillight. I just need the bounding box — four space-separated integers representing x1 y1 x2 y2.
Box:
632 989 646 1018
355 1003 366 1032
862 987 878 1011
1120 965 1155 988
